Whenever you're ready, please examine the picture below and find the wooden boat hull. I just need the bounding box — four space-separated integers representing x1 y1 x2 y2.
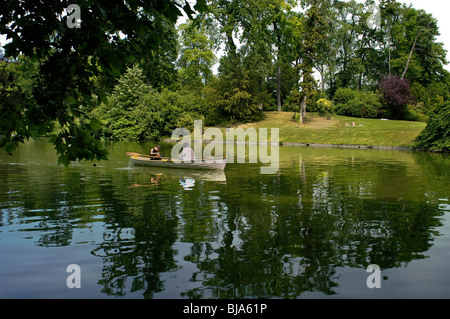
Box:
128 154 227 171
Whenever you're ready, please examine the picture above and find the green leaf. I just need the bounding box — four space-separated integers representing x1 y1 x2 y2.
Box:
89 118 103 131
194 0 208 13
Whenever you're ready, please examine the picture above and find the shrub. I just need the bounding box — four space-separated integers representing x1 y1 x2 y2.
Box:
333 88 381 118
284 90 327 113
136 88 204 138
403 102 429 122
414 101 450 152
333 87 355 106
316 98 334 118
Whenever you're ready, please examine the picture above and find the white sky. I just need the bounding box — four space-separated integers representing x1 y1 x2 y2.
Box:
1 0 449 69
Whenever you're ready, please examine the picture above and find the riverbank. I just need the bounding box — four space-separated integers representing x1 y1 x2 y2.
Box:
236 111 426 149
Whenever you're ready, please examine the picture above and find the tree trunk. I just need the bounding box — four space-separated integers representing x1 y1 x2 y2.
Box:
277 64 282 112
273 21 282 112
316 66 324 91
388 23 392 75
226 30 237 61
298 95 307 126
358 72 362 90
402 34 419 79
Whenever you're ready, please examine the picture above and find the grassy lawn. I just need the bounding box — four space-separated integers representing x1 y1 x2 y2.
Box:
236 112 427 147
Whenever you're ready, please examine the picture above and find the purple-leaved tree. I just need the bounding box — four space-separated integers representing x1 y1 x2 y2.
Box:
378 75 413 119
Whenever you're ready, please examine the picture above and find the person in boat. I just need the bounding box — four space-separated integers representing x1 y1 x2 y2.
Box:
149 145 162 160
180 143 195 162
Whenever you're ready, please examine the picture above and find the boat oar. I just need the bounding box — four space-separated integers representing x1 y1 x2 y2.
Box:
127 152 172 161
127 152 161 158
127 152 142 157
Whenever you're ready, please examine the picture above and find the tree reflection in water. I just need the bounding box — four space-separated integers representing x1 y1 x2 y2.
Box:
0 141 447 298
88 148 446 298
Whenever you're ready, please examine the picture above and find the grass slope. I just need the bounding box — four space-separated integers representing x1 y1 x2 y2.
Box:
237 112 426 147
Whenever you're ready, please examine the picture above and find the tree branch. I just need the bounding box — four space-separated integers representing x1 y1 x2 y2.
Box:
402 33 419 79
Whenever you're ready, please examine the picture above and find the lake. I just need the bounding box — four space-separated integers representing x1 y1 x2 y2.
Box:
0 139 449 299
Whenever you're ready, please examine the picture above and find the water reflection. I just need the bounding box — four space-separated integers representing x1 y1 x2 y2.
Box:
0 140 448 298
180 178 195 190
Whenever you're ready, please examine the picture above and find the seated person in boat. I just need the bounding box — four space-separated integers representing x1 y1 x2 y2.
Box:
180 143 195 162
150 145 162 160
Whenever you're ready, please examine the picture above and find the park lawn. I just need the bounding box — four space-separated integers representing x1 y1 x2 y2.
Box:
237 112 427 147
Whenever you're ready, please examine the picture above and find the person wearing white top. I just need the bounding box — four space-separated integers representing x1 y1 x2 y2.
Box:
180 143 195 162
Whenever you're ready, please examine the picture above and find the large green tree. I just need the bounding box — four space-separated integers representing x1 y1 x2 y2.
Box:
297 0 328 124
90 65 150 142
177 20 217 90
205 0 272 120
0 0 206 165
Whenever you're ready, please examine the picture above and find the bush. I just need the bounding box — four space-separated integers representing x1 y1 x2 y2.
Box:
333 87 355 106
284 90 327 113
414 101 450 152
208 65 264 123
333 88 381 118
403 102 429 122
136 88 205 139
316 98 334 118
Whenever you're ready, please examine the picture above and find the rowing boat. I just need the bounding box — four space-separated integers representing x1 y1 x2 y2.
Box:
127 152 227 170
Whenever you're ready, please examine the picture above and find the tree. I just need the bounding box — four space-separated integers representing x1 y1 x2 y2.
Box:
0 0 206 164
380 0 402 75
297 0 327 124
138 12 179 89
211 61 264 122
207 0 242 62
0 55 44 154
389 6 447 85
378 74 412 119
204 0 275 120
90 65 151 141
264 0 298 111
178 21 217 90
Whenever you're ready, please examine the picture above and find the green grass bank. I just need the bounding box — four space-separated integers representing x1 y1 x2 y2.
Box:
235 112 426 149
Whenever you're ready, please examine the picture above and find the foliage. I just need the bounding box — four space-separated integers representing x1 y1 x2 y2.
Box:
333 88 356 106
389 6 447 84
90 65 150 141
333 88 381 118
91 65 207 141
413 101 450 152
2 0 450 162
138 11 179 89
0 56 55 154
135 88 207 139
208 56 265 123
177 21 217 89
316 98 334 117
378 74 413 119
0 0 206 164
403 103 429 122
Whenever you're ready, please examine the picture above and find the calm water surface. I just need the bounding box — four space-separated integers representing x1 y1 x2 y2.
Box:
0 139 449 299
